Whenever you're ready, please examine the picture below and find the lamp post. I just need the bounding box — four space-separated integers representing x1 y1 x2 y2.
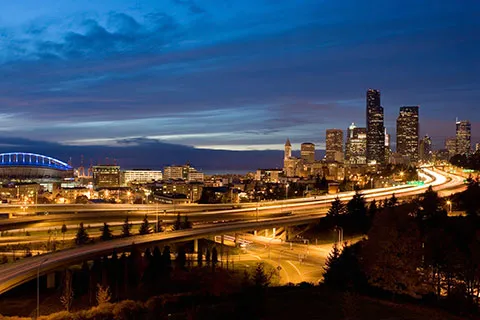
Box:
446 200 452 213
37 257 49 319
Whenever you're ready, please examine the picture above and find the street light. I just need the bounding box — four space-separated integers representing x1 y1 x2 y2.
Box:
37 257 49 319
446 200 452 213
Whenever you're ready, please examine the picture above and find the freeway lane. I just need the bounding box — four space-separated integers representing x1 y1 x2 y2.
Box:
0 167 440 232
0 167 466 295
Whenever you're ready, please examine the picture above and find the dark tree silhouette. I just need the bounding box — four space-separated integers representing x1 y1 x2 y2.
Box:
176 246 187 270
138 215 151 235
173 213 182 230
75 222 90 245
121 217 132 237
197 248 203 267
182 215 192 229
100 222 113 241
327 197 345 218
205 248 211 266
211 247 218 269
61 223 67 242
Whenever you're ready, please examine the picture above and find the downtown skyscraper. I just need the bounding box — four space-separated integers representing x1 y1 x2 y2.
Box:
456 119 471 155
366 89 385 165
326 129 344 162
396 106 419 164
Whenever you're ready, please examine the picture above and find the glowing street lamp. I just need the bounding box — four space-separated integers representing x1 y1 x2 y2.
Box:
446 200 452 213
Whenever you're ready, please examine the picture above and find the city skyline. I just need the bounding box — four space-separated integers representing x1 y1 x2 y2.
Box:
0 0 478 168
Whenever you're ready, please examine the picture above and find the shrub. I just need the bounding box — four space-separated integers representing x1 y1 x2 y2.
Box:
112 300 146 320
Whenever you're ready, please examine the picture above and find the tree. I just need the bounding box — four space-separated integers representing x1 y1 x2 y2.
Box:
368 199 378 218
347 192 367 218
173 213 182 231
416 186 447 223
138 215 151 235
96 284 111 305
61 223 67 242
75 195 89 204
60 269 74 311
362 205 426 298
197 249 203 267
122 217 132 237
460 180 480 216
75 222 90 245
100 222 113 241
176 246 187 270
253 263 271 288
327 197 345 218
182 215 192 229
386 194 398 208
323 243 341 279
205 248 211 266
211 247 218 268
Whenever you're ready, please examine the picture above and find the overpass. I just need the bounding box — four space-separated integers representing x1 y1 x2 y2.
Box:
0 167 467 295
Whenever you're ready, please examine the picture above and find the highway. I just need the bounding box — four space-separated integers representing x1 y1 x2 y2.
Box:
0 167 467 295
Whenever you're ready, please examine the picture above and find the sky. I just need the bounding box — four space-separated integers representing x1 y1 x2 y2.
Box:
0 0 478 170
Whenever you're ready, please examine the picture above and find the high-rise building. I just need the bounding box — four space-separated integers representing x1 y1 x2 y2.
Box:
456 119 471 155
476 143 480 153
384 128 391 164
300 142 315 163
326 129 343 162
396 106 419 164
349 127 367 165
93 165 121 188
345 123 357 162
366 89 385 165
284 138 292 160
445 137 457 159
419 135 432 162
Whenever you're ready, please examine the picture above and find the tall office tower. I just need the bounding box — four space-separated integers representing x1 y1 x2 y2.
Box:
419 135 432 162
456 119 471 155
366 89 385 165
396 106 420 164
445 137 457 159
384 128 391 163
300 142 315 163
349 127 367 165
326 129 344 162
345 123 357 162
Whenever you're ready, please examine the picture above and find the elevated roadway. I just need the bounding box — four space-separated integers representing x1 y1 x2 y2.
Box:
0 167 467 295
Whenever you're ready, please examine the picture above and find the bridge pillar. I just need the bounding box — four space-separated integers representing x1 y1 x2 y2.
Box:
46 272 56 289
220 235 224 267
253 230 257 236
272 228 276 238
193 239 198 253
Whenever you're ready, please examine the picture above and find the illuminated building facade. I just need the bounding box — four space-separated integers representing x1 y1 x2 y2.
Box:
366 89 385 165
456 119 471 155
123 169 163 184
326 129 343 162
445 137 457 159
92 165 121 188
419 135 432 162
396 106 419 164
300 142 315 163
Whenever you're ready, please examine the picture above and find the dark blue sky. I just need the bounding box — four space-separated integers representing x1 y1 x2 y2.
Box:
0 0 478 169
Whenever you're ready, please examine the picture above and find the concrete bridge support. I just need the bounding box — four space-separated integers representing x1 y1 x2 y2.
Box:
46 272 56 289
193 239 198 253
272 228 276 238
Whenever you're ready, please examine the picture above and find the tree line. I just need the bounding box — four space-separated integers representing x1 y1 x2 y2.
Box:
323 180 480 316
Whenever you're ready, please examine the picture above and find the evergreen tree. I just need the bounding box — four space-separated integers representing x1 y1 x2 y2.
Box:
138 215 151 235
327 197 345 218
75 222 90 245
121 217 132 237
182 215 192 229
197 249 203 267
173 213 182 230
100 222 113 241
205 248 211 266
253 262 271 288
416 185 447 222
386 194 398 208
176 246 187 270
211 247 218 268
61 223 67 242
323 243 341 285
368 199 378 217
347 192 367 218
162 246 172 271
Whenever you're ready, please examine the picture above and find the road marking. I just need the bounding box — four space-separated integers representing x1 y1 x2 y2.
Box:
286 260 303 281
